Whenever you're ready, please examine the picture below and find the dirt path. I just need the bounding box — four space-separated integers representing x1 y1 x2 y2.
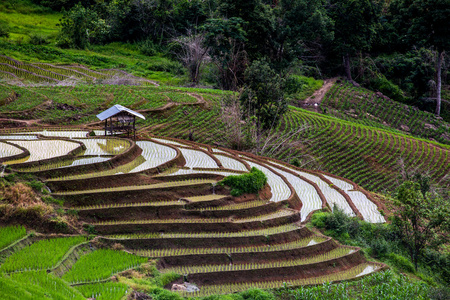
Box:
0 118 43 127
304 78 337 106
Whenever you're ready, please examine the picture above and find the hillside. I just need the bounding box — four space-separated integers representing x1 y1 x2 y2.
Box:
0 128 391 296
1 0 449 298
1 75 448 193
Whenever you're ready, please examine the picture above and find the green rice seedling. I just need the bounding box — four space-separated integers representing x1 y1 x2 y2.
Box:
0 236 86 273
76 282 129 300
5 271 85 300
54 179 217 196
135 236 327 257
163 247 353 275
108 224 300 240
0 225 27 250
179 263 382 296
62 249 147 283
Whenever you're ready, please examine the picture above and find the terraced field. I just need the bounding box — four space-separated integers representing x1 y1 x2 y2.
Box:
0 55 155 86
0 130 387 295
139 99 450 193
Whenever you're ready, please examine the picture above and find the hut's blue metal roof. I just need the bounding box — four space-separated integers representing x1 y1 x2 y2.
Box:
96 104 145 121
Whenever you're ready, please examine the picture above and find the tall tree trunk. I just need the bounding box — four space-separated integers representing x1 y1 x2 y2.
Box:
435 51 444 116
343 53 352 81
343 53 359 87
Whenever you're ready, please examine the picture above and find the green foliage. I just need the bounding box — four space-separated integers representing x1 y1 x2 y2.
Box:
0 20 10 38
154 271 181 287
285 75 324 101
387 253 415 274
220 167 267 196
274 270 437 299
290 157 301 168
0 225 27 249
240 288 275 300
149 287 184 300
0 236 86 272
240 59 288 130
28 33 50 45
392 179 450 270
42 195 63 206
62 249 147 283
365 74 407 102
25 180 44 192
57 3 110 49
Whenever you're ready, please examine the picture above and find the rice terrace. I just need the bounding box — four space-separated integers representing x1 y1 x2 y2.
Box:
1 0 450 299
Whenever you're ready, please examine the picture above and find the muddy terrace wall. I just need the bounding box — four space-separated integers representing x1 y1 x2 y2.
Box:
92 211 300 235
62 183 226 207
187 249 366 286
158 238 338 268
99 226 312 250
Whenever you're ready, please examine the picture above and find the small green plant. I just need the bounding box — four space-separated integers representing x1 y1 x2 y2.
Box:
219 167 267 196
26 180 44 192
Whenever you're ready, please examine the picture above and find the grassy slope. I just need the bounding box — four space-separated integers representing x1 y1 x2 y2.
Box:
0 0 185 85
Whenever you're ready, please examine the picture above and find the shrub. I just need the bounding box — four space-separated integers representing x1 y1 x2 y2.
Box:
29 34 50 45
140 39 157 56
310 211 330 228
240 288 275 300
219 167 267 196
366 74 407 102
26 180 44 192
369 238 389 258
290 158 301 167
0 21 9 38
155 272 181 287
388 253 415 273
149 287 183 300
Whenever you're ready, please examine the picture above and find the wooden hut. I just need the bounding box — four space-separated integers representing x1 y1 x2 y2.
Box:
96 104 145 139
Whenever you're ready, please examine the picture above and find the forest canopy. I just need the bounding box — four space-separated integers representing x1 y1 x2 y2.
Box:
32 0 449 120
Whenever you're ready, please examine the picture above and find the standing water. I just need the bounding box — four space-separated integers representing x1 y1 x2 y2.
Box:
0 164 6 177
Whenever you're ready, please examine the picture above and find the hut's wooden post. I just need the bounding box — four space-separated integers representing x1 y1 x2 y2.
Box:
104 119 107 136
133 115 136 139
110 117 113 136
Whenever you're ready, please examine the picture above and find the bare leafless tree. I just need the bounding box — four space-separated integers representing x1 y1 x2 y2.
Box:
218 94 316 166
172 33 209 84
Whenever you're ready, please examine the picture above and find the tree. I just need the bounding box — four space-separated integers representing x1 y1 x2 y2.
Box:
328 0 380 85
392 178 450 270
172 32 209 84
240 59 287 132
58 3 110 49
391 0 450 116
202 17 248 90
274 0 334 63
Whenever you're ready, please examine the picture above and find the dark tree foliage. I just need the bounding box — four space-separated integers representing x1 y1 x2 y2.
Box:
202 17 248 90
240 59 287 130
57 3 110 49
273 0 334 64
391 0 450 116
327 0 381 84
392 178 450 270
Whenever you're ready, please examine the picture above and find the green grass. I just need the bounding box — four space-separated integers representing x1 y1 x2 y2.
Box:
0 42 185 84
62 249 147 283
0 236 86 273
0 225 27 250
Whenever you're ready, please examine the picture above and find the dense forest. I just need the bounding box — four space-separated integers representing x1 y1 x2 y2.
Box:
16 0 448 123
